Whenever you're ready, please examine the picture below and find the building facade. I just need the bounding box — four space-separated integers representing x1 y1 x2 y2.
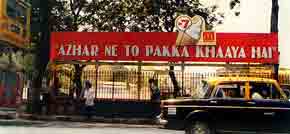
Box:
0 0 31 108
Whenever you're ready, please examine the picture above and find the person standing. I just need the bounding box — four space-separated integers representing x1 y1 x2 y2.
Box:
149 78 167 124
149 78 160 102
48 77 60 114
81 80 95 119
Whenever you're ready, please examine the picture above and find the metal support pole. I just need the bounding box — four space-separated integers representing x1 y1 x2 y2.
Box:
181 61 185 96
274 64 279 82
271 0 279 81
112 70 115 100
95 62 99 99
137 61 142 100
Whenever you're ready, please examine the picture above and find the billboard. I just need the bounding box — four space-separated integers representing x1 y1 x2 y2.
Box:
50 32 278 64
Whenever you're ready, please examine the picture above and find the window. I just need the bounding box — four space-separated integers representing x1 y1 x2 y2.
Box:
6 0 16 19
271 84 281 99
6 0 28 26
214 82 245 98
6 0 28 37
16 5 27 25
250 82 282 100
32 8 40 22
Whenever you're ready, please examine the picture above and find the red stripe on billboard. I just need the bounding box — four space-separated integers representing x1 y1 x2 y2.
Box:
50 32 278 64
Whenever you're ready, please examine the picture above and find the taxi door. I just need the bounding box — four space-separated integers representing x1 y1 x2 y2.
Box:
210 81 253 132
247 81 290 133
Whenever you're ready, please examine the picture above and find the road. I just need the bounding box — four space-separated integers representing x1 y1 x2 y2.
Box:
0 121 183 134
0 127 183 134
0 120 288 134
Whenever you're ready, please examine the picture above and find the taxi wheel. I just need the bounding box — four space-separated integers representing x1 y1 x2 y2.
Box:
185 121 215 134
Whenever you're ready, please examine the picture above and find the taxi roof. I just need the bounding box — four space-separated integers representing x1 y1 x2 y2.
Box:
206 77 277 85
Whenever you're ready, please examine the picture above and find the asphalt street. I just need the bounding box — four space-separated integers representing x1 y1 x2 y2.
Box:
0 126 183 134
0 120 289 134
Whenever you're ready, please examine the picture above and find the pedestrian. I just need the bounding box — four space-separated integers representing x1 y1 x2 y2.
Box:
81 80 95 120
148 78 167 124
149 78 160 102
48 77 61 114
69 83 77 99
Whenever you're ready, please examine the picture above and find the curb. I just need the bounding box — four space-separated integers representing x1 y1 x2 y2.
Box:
0 112 16 120
18 113 163 126
0 108 17 119
0 119 45 125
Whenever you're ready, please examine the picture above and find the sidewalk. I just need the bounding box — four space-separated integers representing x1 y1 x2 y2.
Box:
0 112 166 128
0 104 167 126
17 113 166 126
0 118 164 128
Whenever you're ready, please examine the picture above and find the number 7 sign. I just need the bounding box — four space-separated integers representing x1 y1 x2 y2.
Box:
175 15 192 31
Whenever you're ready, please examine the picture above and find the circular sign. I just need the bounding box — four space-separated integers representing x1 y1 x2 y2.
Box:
175 15 192 31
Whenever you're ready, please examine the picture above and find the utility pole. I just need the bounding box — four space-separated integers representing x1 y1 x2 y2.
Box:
271 0 279 82
31 0 50 114
30 0 41 114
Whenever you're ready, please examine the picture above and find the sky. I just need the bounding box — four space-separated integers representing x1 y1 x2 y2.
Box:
201 0 290 68
278 0 290 68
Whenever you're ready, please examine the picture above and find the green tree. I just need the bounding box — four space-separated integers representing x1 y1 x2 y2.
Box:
49 0 102 95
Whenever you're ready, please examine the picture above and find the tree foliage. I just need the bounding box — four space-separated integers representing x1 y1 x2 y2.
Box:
49 0 241 32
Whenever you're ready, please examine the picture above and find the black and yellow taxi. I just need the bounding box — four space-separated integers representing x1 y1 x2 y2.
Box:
162 77 290 134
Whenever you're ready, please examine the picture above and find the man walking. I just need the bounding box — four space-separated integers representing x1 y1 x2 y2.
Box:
81 80 95 120
149 78 167 124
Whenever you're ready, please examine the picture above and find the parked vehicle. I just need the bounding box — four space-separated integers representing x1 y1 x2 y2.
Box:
162 77 290 134
281 84 290 99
